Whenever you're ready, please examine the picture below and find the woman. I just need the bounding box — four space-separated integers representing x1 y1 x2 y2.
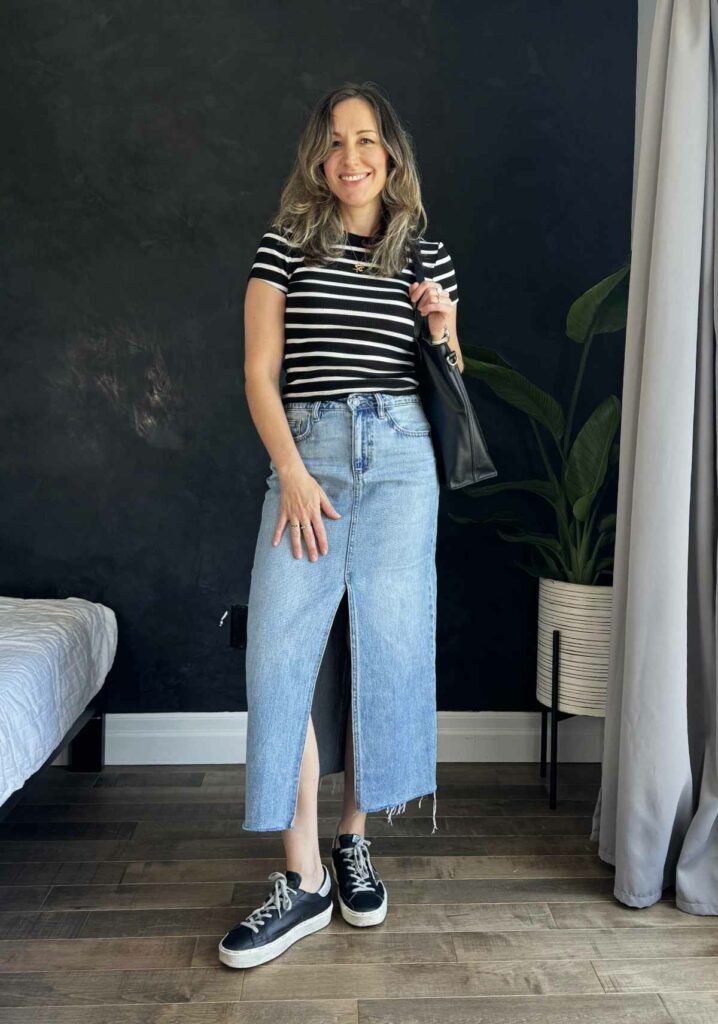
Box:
219 81 463 970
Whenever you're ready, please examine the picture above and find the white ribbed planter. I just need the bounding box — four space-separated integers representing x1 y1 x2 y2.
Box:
536 577 613 717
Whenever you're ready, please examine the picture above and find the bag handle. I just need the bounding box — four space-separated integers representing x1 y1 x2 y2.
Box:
409 238 449 347
408 238 431 342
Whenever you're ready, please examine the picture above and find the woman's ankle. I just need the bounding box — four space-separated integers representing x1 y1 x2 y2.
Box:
290 862 325 892
333 821 366 848
286 850 323 883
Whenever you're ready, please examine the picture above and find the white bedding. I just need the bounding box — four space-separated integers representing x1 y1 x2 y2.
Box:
0 597 118 806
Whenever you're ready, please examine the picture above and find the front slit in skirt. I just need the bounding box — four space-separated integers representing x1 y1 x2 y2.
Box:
242 391 440 834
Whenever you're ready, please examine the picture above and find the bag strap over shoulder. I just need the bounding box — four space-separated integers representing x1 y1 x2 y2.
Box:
408 238 429 341
408 237 426 283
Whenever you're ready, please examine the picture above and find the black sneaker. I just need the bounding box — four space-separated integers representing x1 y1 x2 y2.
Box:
218 865 332 969
331 833 388 926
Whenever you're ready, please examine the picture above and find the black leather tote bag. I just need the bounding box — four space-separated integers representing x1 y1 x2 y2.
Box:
409 239 498 489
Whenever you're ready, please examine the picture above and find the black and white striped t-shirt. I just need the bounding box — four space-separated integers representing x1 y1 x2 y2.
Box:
247 227 459 400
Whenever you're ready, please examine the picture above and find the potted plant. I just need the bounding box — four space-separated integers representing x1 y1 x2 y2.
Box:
452 262 630 715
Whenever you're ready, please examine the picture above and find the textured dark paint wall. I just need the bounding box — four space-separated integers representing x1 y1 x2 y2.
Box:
0 1 636 714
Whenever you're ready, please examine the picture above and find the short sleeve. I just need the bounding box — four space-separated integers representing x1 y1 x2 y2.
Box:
432 241 459 304
247 228 294 294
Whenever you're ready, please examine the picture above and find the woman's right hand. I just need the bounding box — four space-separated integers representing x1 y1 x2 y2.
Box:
273 463 342 560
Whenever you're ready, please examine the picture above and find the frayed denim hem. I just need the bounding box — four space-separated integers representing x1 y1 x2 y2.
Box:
382 787 438 834
242 786 439 834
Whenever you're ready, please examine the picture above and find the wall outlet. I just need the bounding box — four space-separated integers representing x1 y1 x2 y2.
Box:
230 604 248 649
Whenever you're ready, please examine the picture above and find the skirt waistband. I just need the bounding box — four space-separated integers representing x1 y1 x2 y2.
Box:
283 391 423 415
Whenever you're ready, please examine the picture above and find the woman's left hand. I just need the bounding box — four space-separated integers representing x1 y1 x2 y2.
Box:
409 279 453 342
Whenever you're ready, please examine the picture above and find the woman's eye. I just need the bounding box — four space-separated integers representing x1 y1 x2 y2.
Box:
330 138 374 147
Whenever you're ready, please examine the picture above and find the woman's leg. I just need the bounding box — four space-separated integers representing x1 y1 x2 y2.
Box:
281 715 325 892
333 699 367 845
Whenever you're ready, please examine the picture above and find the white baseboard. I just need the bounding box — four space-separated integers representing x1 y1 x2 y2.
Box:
53 711 604 766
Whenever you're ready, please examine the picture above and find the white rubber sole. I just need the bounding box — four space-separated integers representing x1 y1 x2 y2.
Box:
331 861 388 926
218 901 332 969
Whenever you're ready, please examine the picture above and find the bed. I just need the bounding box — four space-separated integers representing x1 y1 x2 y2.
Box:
0 596 118 809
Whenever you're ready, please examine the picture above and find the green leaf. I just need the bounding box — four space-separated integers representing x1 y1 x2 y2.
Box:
496 529 563 554
521 566 560 580
565 396 621 521
478 510 525 526
463 346 513 369
536 549 564 576
591 556 615 584
515 547 559 579
463 358 565 442
514 561 546 578
566 262 630 344
449 511 523 528
598 513 617 531
446 513 484 525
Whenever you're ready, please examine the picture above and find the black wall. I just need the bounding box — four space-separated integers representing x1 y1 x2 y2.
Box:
0 1 636 714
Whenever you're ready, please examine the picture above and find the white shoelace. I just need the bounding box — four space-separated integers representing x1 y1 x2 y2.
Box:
338 837 378 894
240 871 298 933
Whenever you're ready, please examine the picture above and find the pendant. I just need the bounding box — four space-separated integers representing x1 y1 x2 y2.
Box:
354 262 365 273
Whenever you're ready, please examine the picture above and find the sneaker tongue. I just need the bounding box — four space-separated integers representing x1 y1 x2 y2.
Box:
338 833 363 848
285 869 302 889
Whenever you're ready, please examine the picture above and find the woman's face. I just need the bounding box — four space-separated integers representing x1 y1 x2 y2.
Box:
322 97 389 219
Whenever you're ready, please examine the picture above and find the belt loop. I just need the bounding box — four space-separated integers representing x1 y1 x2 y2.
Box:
311 400 320 421
376 392 386 418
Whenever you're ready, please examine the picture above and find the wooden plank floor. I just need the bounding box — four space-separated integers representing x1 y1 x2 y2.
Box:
0 761 711 1023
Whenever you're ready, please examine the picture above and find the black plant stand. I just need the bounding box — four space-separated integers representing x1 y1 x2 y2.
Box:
539 628 576 809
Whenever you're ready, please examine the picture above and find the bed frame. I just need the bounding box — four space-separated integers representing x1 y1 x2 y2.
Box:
0 700 106 824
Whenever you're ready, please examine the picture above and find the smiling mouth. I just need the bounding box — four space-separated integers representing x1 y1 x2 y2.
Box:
339 172 371 183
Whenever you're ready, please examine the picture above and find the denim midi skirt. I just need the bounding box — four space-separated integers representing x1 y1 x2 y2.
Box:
242 391 440 834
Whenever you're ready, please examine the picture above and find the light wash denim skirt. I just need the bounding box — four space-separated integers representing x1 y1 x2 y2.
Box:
243 391 440 834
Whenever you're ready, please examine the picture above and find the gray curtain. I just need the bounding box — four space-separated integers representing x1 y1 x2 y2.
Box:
592 0 718 914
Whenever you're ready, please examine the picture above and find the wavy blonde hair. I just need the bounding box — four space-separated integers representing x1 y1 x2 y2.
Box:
270 81 428 278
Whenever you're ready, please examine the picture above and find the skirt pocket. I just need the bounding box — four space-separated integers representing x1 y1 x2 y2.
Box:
384 403 431 437
284 410 316 442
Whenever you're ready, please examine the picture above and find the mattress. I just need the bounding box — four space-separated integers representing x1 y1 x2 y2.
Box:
0 597 118 806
